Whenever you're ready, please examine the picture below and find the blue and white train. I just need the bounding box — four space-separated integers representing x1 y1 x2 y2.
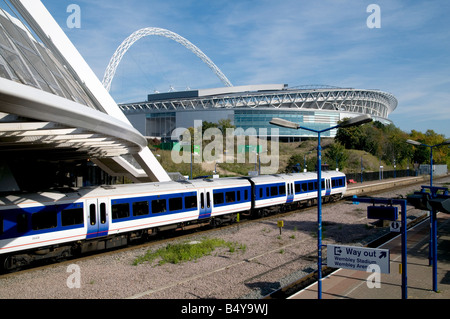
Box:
0 171 346 270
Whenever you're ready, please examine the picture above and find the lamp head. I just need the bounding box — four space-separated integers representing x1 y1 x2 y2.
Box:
269 118 300 129
339 114 372 128
406 139 422 146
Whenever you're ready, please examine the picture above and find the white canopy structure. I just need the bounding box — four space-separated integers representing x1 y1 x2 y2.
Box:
0 0 170 187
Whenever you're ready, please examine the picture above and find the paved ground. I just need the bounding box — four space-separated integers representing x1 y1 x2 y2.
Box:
290 212 450 299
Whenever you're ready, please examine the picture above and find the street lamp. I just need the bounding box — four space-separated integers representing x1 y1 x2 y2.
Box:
270 114 372 299
406 139 450 187
406 138 450 292
304 151 312 172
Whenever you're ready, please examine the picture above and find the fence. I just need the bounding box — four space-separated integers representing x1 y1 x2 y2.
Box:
346 169 416 183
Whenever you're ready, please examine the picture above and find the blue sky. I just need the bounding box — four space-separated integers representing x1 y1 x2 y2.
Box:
40 0 449 138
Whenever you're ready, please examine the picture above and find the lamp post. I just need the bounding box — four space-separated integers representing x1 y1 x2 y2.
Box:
270 114 372 299
406 138 450 292
360 155 364 183
406 139 450 187
304 151 312 172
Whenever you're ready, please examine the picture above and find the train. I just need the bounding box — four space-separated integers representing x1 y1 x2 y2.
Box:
0 170 346 270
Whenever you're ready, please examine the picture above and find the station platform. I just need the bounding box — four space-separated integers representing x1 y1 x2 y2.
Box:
345 175 429 196
289 213 450 299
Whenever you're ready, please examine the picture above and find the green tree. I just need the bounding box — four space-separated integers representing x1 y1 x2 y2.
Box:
217 118 235 133
324 142 349 170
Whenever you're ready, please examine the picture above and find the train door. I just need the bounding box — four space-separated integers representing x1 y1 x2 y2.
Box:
325 178 331 196
86 198 109 239
287 182 294 203
198 189 212 219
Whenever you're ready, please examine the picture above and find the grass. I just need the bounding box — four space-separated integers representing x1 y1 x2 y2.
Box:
148 139 401 178
132 237 246 266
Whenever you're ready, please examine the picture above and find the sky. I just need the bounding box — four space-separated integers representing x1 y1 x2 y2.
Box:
38 0 449 138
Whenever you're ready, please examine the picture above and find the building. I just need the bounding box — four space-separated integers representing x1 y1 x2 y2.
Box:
119 84 397 141
0 1 169 192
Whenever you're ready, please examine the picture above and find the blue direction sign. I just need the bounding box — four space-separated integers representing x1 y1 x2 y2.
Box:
327 244 390 274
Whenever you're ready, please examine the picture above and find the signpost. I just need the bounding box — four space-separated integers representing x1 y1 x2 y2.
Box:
390 221 401 233
352 196 408 299
277 220 284 235
327 245 390 273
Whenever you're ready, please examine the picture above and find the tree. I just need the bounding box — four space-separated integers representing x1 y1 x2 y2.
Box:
217 119 235 133
324 142 349 170
409 129 449 165
335 121 364 149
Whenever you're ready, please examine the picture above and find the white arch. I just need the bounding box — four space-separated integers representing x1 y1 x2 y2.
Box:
102 27 232 92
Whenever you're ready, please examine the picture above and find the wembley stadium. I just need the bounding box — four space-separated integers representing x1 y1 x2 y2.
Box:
119 83 398 141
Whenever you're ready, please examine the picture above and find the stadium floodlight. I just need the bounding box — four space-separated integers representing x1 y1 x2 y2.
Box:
270 114 372 299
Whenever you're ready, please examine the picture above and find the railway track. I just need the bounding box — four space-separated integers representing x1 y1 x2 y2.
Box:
0 175 447 299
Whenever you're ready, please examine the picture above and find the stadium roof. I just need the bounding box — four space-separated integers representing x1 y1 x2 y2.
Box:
120 84 398 120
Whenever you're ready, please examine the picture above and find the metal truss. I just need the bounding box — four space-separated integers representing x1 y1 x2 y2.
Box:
102 27 233 92
119 88 397 119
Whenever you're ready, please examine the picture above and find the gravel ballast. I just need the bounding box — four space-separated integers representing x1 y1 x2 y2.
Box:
1 177 448 299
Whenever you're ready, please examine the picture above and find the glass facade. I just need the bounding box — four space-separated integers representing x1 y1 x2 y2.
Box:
138 109 342 138
234 110 335 137
146 112 176 138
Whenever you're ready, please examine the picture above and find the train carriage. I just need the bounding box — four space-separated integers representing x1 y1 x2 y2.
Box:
0 172 346 270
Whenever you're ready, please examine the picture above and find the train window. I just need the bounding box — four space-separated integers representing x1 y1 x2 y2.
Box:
295 183 300 193
266 187 270 197
185 195 197 209
112 203 130 220
308 182 314 191
225 191 235 203
237 191 241 202
206 192 211 208
213 192 224 205
259 188 263 198
302 183 307 192
245 189 249 200
100 203 107 224
152 199 166 214
32 210 57 230
200 193 205 209
270 186 278 196
314 182 318 190
279 185 286 195
332 179 336 188
61 208 84 226
0 216 3 235
321 180 325 189
133 201 149 216
90 204 96 225
17 213 28 233
169 197 183 211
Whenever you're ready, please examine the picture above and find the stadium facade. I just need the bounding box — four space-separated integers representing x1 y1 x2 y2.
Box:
119 84 397 141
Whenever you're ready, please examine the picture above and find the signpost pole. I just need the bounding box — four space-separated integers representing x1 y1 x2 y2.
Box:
352 196 408 299
431 207 438 292
400 199 408 299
